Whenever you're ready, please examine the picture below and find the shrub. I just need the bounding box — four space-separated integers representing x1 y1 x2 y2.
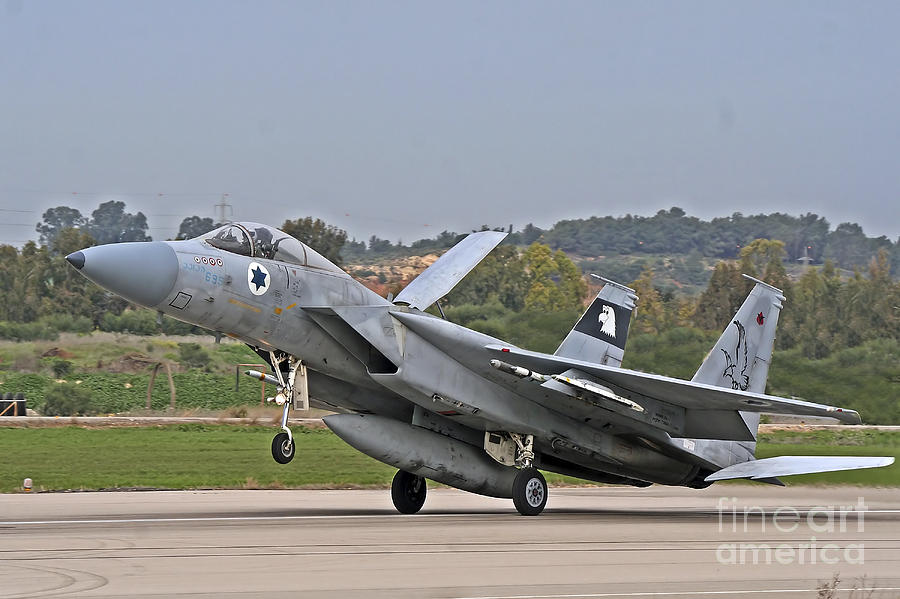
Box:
38 313 92 334
466 318 508 339
0 321 58 341
178 343 211 370
101 310 159 335
41 383 95 416
161 316 207 336
444 300 511 326
50 359 72 378
100 308 209 336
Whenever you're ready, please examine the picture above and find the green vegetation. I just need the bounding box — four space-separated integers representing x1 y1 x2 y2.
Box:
442 303 583 354
176 342 211 370
539 209 897 272
0 314 894 423
623 334 898 424
767 339 900 425
280 216 348 266
0 425 397 492
40 383 94 416
0 202 896 423
0 336 265 414
344 208 898 276
36 201 150 247
0 370 261 413
1 425 897 493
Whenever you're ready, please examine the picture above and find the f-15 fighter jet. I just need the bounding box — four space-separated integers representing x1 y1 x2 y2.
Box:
66 222 893 515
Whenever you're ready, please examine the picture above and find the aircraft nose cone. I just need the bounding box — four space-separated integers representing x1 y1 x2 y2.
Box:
65 251 85 270
69 242 179 308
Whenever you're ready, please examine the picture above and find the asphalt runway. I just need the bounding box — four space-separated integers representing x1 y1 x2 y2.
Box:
1 487 899 598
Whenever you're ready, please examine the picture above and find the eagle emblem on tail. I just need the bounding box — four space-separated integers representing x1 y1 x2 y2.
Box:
598 305 616 339
721 320 750 391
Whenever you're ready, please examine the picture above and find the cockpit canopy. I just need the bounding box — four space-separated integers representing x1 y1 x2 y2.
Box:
203 222 342 273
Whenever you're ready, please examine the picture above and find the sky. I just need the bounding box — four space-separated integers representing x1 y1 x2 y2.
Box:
1 0 898 246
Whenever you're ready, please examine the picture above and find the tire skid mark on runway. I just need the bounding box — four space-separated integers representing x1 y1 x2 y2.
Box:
0 563 108 599
2 538 898 555
2 508 898 527
1 491 897 599
452 587 900 599
3 545 899 562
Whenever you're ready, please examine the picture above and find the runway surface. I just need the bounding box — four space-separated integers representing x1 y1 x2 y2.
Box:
1 486 899 598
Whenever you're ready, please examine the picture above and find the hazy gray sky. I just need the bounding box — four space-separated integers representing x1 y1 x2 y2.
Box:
1 0 898 245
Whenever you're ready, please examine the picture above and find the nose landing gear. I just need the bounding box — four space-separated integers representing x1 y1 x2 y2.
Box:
509 433 547 516
262 352 308 465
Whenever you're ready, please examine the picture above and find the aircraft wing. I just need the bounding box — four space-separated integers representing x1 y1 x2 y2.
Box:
705 456 895 481
485 344 863 425
393 231 507 310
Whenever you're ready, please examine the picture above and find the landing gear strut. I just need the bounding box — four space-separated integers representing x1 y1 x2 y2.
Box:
509 433 547 516
266 351 305 465
391 470 427 514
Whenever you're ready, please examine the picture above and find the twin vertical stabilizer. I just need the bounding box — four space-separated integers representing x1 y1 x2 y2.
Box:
691 276 785 449
554 275 637 368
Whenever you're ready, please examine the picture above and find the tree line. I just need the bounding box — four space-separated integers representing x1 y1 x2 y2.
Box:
1 201 895 422
2 201 896 342
441 236 898 360
30 201 898 276
343 208 898 277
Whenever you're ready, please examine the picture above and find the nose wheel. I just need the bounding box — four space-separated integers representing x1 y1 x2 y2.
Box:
271 432 295 464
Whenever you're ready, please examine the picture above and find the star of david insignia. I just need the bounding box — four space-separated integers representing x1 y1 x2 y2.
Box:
250 267 267 290
247 262 270 296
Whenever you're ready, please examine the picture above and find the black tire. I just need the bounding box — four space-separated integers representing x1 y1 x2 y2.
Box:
512 467 547 516
271 432 295 464
391 470 427 514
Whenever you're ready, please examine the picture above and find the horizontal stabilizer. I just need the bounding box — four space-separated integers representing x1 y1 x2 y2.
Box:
705 455 895 482
393 231 507 310
485 344 864 425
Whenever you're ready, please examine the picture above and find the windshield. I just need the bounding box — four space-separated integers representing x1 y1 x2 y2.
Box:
203 222 343 273
206 224 252 256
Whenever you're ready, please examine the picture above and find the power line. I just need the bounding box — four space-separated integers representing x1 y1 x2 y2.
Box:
0 223 174 230
0 209 213 218
0 188 228 197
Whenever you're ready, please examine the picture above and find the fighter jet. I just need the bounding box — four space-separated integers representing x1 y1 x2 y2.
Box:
66 222 893 515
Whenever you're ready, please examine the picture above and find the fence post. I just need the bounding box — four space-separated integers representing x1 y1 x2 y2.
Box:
147 363 160 410
165 362 176 411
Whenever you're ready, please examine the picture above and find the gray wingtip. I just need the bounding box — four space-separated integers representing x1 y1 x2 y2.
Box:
741 274 784 295
590 274 638 296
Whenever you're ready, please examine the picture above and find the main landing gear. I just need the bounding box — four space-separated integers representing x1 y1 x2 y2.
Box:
510 433 547 516
391 470 427 514
385 431 548 516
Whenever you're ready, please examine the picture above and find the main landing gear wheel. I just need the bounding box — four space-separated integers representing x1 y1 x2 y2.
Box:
271 432 295 464
512 467 547 516
391 470 427 514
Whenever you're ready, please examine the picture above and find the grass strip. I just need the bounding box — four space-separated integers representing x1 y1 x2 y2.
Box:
1 425 898 493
